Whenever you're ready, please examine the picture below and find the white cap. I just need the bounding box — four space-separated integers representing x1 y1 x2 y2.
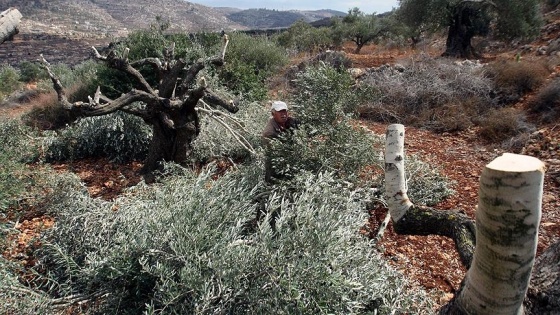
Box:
271 101 288 111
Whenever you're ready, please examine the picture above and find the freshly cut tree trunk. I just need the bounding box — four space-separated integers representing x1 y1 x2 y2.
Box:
0 8 22 44
443 153 545 315
384 124 413 221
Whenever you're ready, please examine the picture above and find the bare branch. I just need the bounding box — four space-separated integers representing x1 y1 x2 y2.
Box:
198 100 249 132
92 46 157 95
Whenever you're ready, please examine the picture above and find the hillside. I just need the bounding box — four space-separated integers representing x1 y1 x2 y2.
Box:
226 8 345 29
0 0 246 37
0 0 345 37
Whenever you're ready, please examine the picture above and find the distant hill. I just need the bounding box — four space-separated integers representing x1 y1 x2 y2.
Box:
0 0 346 38
226 8 345 29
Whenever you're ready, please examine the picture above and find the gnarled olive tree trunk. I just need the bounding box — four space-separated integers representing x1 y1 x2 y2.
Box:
442 153 545 314
43 35 238 174
384 124 476 268
442 0 493 59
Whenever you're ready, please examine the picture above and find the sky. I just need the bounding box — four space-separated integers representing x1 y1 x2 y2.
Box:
188 0 400 14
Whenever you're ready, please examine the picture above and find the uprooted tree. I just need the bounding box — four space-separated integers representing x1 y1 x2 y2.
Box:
42 34 241 174
384 124 550 314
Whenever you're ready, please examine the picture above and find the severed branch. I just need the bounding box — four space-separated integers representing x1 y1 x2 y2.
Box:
197 100 255 155
203 89 238 113
40 55 157 119
6 285 109 310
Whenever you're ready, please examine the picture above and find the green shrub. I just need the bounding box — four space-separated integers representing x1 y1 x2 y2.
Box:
268 64 381 184
220 32 288 101
18 61 48 83
34 166 433 314
0 119 41 212
274 20 335 53
36 63 76 92
0 65 21 99
42 111 152 162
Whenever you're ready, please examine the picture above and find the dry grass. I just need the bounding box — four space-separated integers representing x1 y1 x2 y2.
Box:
477 107 527 142
527 78 560 122
21 88 80 130
487 59 550 96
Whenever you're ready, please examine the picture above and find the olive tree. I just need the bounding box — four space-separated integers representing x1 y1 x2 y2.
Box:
397 0 542 58
336 8 390 54
42 34 239 175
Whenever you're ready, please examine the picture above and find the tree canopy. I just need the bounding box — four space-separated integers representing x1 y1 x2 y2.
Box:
397 0 542 57
335 8 390 53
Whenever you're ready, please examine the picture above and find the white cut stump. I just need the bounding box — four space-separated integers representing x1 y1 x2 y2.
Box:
456 153 545 315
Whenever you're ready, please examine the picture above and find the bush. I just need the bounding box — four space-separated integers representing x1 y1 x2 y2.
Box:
42 111 152 163
33 166 433 314
527 78 560 122
220 32 289 101
18 61 48 83
477 107 531 142
0 119 41 212
487 59 549 99
268 64 382 183
274 20 335 54
0 65 21 99
360 57 493 131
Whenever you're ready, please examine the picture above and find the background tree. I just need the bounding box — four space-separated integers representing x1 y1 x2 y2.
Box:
336 7 389 54
42 33 238 175
397 0 542 58
274 19 334 53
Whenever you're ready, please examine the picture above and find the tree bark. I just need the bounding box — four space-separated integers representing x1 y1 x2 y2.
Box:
384 124 476 268
525 240 560 314
0 8 22 44
442 4 479 58
442 153 545 315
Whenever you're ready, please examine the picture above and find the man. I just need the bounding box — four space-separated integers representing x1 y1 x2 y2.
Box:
261 101 299 144
261 101 299 183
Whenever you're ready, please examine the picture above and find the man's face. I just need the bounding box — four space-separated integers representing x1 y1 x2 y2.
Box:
272 109 288 125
